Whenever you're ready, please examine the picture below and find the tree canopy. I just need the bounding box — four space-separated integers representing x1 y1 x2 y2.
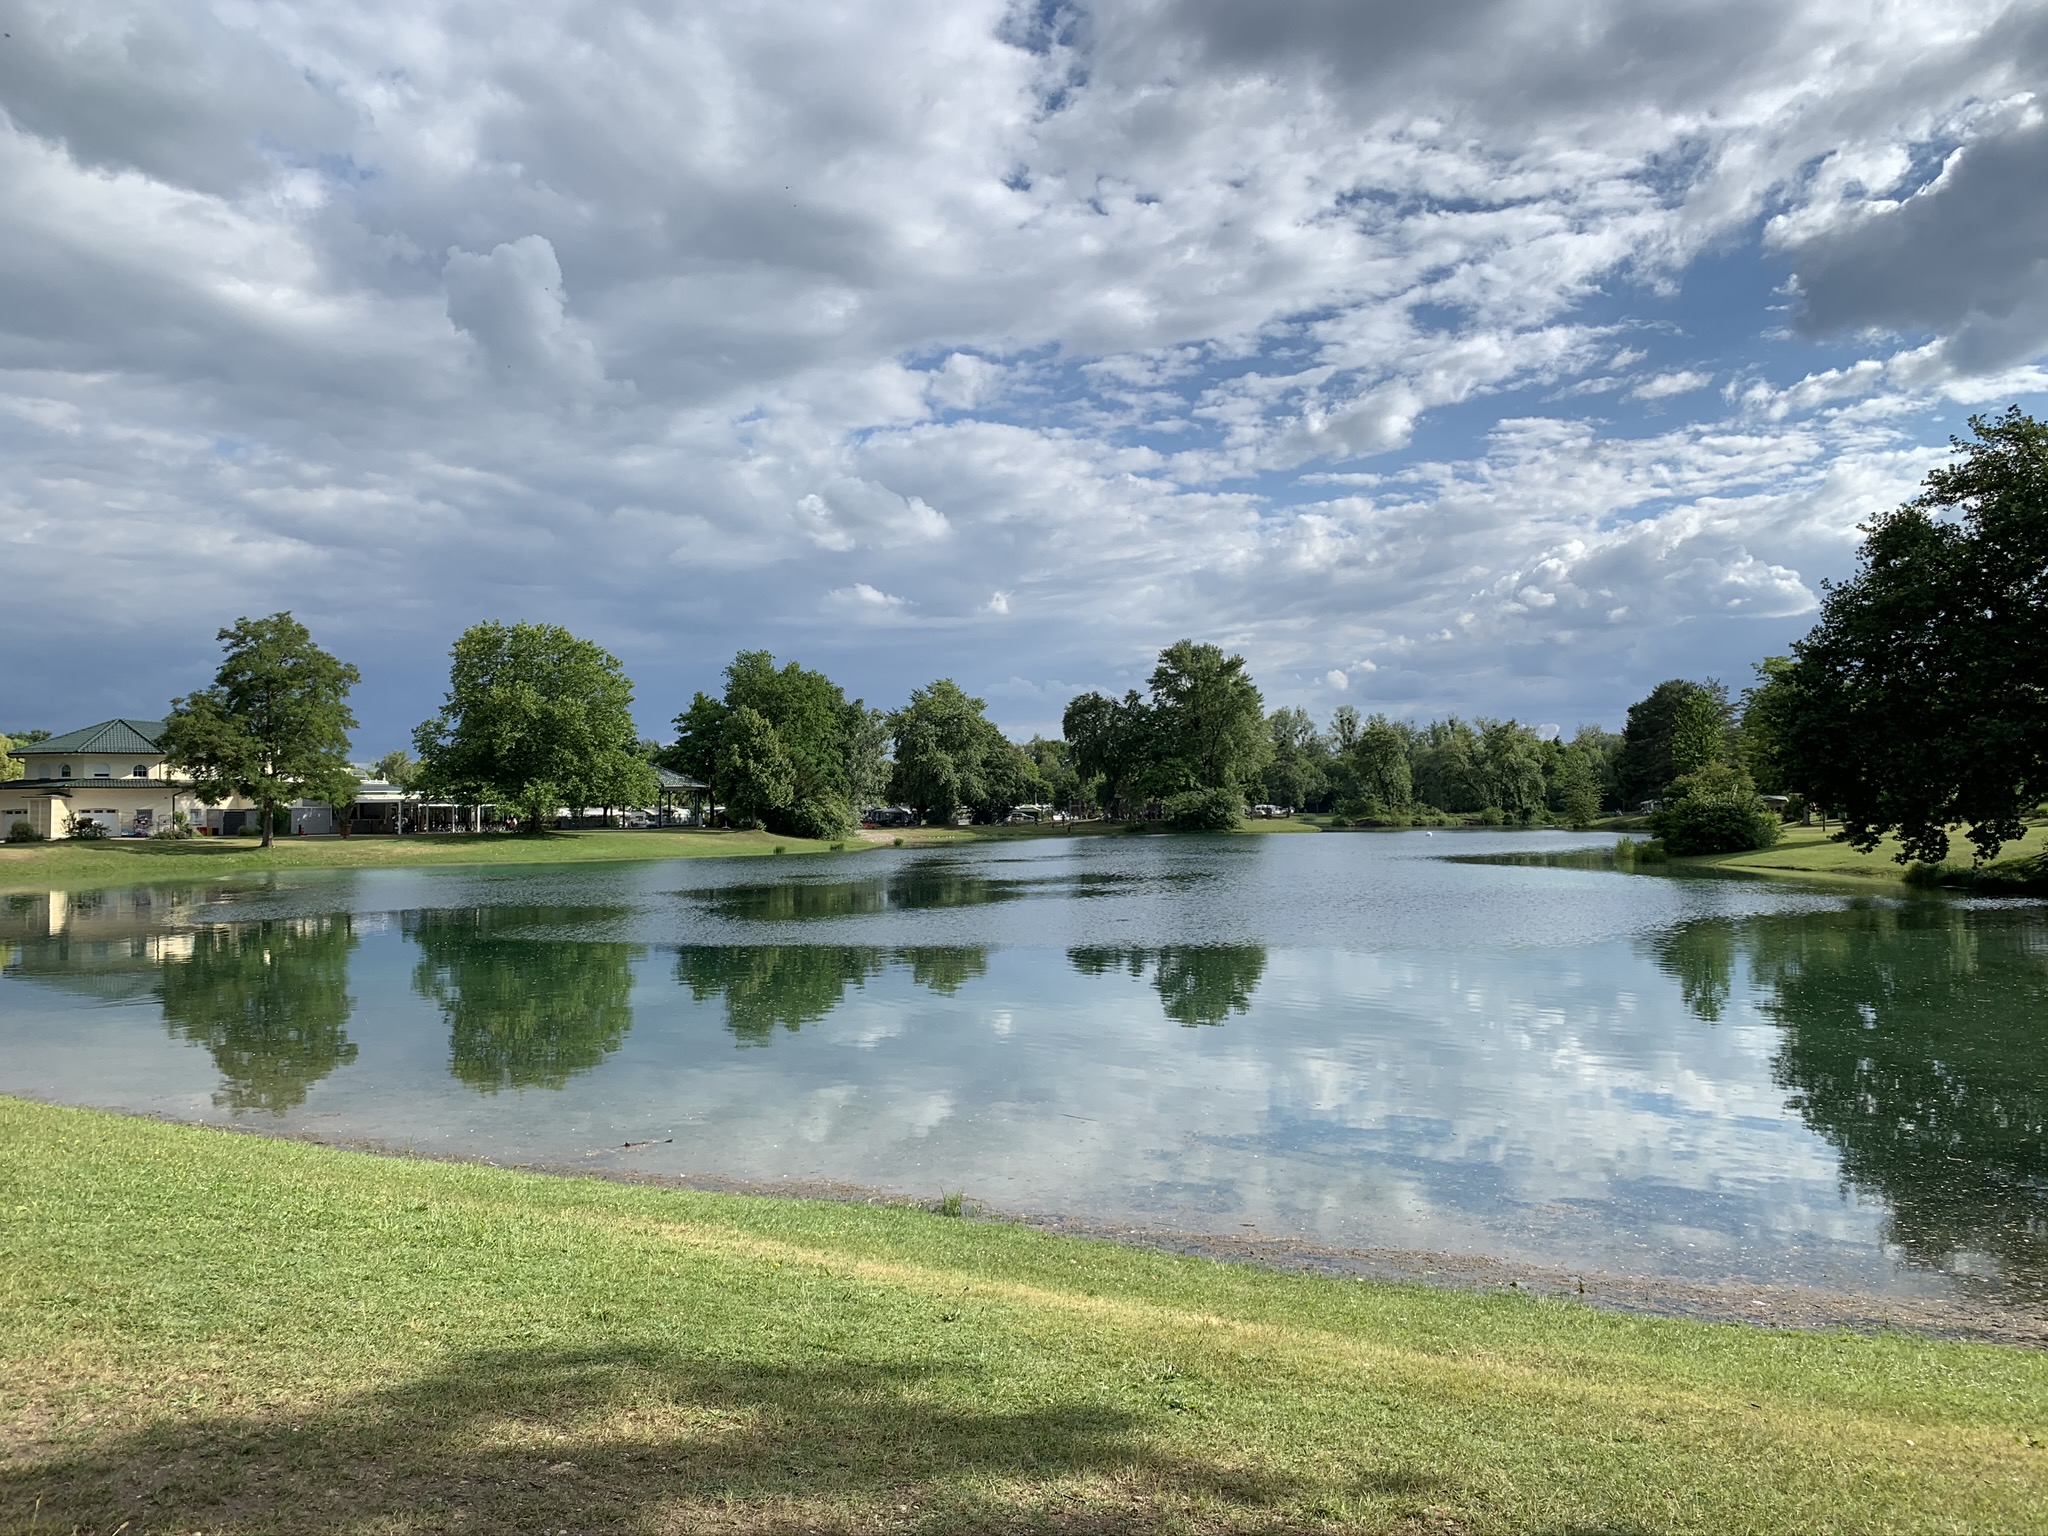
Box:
413 621 656 833
888 679 1043 825
159 612 361 848
1779 408 2048 863
665 651 866 837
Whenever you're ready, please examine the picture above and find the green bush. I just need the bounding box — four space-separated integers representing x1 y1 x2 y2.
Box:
783 791 853 842
1162 787 1243 831
1653 764 1782 855
6 820 44 843
70 819 110 841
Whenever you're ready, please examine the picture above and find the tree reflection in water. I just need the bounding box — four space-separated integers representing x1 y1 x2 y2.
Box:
899 947 989 995
677 946 999 1044
1652 905 2048 1295
1067 945 1268 1027
678 947 887 1045
408 909 644 1092
157 917 359 1114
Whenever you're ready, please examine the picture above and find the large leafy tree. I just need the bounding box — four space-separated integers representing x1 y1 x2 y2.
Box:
887 679 1038 824
719 705 797 828
1144 640 1270 795
1061 688 1154 817
666 652 862 836
0 734 22 783
413 621 657 833
1345 713 1414 815
1611 679 1728 809
1260 707 1327 809
160 613 361 848
1780 408 2048 864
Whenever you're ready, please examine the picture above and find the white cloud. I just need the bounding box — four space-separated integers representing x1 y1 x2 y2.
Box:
0 0 2042 743
1630 369 1714 401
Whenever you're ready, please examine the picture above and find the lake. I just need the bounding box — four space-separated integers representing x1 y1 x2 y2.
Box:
3 830 2044 1313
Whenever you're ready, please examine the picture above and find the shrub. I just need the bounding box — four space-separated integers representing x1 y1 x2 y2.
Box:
6 820 44 843
1162 787 1243 831
1653 764 1782 856
70 819 110 841
783 791 853 842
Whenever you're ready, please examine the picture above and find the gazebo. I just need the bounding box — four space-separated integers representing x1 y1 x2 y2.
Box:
654 767 708 826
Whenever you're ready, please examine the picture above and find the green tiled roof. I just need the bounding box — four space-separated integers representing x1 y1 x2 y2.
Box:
655 767 708 790
17 719 168 756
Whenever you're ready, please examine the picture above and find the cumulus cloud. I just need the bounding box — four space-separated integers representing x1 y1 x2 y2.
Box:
0 0 2043 743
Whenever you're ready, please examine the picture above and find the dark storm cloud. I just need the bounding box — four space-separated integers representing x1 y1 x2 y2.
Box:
1790 118 2048 373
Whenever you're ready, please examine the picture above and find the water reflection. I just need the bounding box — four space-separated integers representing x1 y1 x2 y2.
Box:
684 858 1176 920
676 945 997 1043
158 918 360 1114
407 908 644 1092
677 946 887 1044
1068 945 1269 1026
1653 906 2048 1293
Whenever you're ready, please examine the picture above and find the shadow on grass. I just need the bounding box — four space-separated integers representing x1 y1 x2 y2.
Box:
0 1343 1345 1534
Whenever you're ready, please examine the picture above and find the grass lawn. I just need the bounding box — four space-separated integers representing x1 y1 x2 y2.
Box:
0 827 849 893
3 1100 2045 1534
1677 821 2047 888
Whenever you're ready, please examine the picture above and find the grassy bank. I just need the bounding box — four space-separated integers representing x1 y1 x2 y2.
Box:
1673 822 2047 889
0 827 848 893
3 1100 2045 1534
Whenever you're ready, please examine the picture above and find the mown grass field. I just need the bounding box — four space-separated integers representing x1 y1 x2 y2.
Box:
1683 821 2047 888
0 827 849 893
3 1099 2045 1534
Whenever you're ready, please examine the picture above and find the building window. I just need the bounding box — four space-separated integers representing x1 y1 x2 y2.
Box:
60 764 72 779
92 764 111 778
132 765 149 777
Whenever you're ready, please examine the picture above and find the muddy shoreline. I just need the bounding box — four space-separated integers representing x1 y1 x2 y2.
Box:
52 1101 2048 1349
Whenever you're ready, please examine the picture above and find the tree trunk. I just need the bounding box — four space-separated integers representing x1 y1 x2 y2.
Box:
260 798 275 848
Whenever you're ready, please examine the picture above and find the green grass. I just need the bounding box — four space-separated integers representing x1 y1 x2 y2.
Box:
1676 821 2047 888
3 1100 2044 1534
0 827 847 893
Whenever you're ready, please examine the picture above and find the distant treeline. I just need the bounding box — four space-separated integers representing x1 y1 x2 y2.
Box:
13 414 2040 864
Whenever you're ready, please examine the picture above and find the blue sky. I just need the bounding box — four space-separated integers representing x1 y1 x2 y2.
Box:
2 0 2045 754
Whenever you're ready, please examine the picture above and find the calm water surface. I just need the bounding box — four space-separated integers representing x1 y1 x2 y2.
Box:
3 831 2043 1306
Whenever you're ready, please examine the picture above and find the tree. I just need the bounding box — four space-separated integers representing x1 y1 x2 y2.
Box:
1738 657 1797 795
1653 762 1782 855
1668 685 1730 778
888 679 1027 824
1611 679 1726 810
1062 689 1153 817
1779 409 2048 864
413 621 656 834
160 613 361 848
1548 746 1604 828
1329 705 1363 753
0 734 21 783
1144 640 1270 796
663 691 730 816
719 705 796 828
1023 735 1082 811
667 652 861 837
1344 714 1414 816
371 749 416 788
845 704 892 813
1261 707 1327 809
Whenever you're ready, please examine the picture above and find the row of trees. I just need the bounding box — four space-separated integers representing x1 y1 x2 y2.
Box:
46 408 2038 857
